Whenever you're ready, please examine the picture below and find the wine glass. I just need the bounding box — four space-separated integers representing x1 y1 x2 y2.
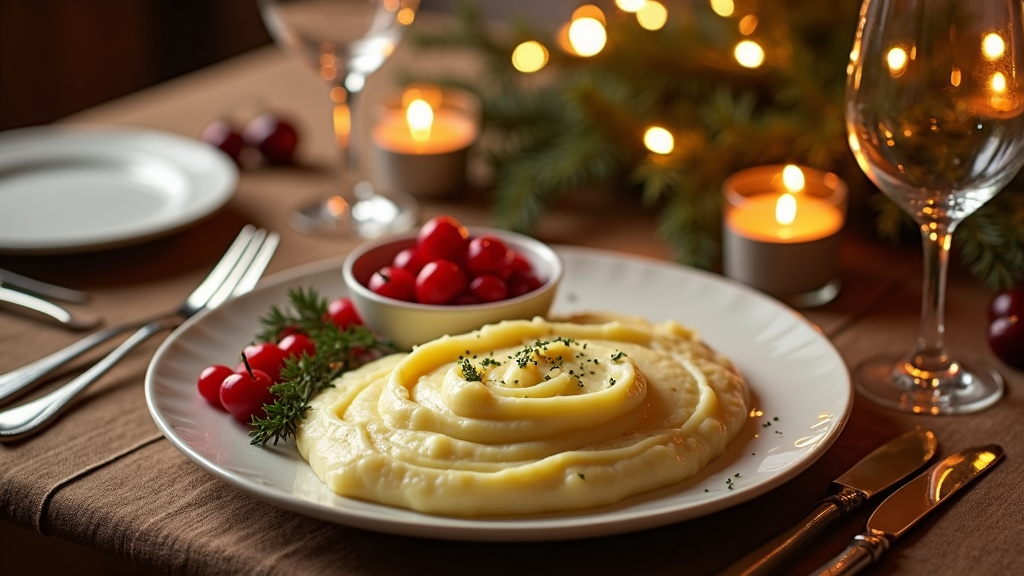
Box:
258 0 419 237
846 0 1024 413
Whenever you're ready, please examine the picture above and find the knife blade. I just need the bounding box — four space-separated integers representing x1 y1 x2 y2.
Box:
810 444 1004 576
0 284 100 330
719 428 937 576
0 268 89 303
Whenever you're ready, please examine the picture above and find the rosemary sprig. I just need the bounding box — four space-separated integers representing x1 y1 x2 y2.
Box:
248 287 395 446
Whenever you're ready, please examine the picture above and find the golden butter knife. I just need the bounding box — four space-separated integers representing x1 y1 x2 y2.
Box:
719 428 937 576
810 444 1003 575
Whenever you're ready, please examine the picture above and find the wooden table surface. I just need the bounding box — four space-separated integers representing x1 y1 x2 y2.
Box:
1 18 1021 575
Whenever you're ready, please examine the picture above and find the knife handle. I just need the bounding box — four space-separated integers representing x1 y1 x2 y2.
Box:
810 532 890 576
718 488 864 576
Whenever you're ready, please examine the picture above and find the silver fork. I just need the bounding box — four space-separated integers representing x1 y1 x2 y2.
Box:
0 225 279 442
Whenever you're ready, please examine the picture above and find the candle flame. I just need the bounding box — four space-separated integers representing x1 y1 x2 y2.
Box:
776 193 797 226
406 99 433 142
782 164 805 192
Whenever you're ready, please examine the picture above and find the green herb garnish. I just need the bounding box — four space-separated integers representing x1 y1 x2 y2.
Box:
459 358 483 382
249 287 394 447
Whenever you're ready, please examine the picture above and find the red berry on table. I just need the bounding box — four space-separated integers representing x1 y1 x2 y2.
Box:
989 288 1024 321
197 364 234 410
236 342 289 383
393 247 429 275
466 236 513 276
220 356 276 425
416 259 468 305
469 274 508 303
200 119 245 165
989 314 1024 369
278 332 315 359
417 216 469 262
327 297 362 329
243 113 299 165
369 265 416 302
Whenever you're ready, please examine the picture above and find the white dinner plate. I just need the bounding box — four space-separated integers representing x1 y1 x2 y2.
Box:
0 126 237 253
146 248 852 541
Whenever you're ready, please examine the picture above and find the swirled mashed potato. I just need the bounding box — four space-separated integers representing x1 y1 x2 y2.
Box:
296 314 749 516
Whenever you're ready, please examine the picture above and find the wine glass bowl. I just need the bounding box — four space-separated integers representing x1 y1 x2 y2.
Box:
846 0 1024 414
258 0 420 237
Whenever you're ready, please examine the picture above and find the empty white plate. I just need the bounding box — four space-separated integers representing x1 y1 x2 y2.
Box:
0 125 237 253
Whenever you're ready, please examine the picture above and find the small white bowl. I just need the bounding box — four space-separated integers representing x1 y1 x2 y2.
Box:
342 227 563 350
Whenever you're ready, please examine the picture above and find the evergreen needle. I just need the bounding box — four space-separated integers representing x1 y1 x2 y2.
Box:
249 287 394 446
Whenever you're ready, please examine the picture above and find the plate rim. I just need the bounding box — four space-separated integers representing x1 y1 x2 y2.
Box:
0 124 238 254
146 247 853 541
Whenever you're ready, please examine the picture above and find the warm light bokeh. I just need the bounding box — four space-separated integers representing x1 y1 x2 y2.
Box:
637 1 668 31
569 17 607 56
397 7 415 25
734 40 765 68
983 33 1006 60
991 71 1008 93
643 126 674 154
951 66 962 87
512 41 549 72
615 0 647 13
572 4 607 25
710 0 734 18
739 15 758 35
887 46 908 75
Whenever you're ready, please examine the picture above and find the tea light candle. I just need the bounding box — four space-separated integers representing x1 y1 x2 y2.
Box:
722 164 847 307
369 85 479 198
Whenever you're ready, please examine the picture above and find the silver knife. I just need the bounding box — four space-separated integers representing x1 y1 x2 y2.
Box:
719 428 937 576
0 284 100 330
810 444 1004 576
0 268 89 303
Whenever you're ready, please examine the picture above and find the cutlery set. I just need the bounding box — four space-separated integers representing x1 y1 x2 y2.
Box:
721 429 1003 576
0 225 279 441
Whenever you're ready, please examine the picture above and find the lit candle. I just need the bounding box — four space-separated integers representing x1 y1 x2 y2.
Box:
369 86 479 198
722 164 847 307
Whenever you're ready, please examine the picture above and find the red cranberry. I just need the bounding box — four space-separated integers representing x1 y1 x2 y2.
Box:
243 113 299 165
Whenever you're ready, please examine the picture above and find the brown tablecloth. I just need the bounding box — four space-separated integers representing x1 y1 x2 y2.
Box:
1 31 1022 575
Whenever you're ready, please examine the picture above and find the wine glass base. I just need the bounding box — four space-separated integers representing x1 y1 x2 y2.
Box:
289 183 418 239
854 354 1004 415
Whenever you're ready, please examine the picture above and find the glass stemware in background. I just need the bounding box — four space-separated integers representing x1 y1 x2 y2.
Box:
846 0 1024 413
258 0 419 237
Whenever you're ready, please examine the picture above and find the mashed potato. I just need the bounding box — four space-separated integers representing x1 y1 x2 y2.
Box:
296 314 749 516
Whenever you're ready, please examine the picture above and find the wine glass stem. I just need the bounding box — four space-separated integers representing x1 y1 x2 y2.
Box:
331 81 365 194
908 220 956 380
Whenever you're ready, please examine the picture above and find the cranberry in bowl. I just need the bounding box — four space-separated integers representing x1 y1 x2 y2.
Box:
342 222 563 350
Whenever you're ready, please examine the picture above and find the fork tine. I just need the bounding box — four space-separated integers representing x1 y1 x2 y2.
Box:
206 229 268 309
231 231 280 298
183 225 257 311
